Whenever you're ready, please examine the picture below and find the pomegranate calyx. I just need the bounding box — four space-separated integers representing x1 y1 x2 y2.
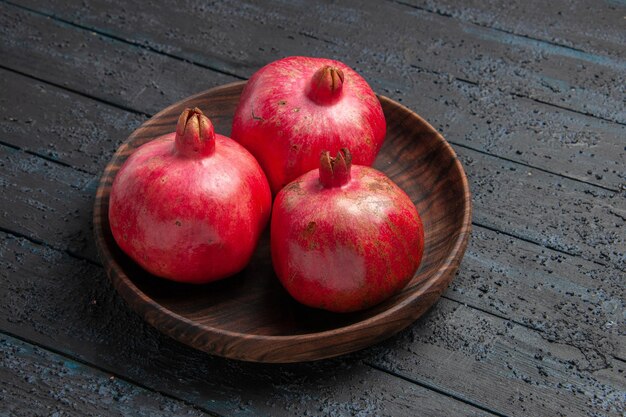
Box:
175 107 216 157
306 65 344 105
319 148 352 188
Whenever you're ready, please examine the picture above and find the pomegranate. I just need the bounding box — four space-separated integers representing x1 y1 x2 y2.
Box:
271 149 424 312
232 56 386 194
109 107 271 283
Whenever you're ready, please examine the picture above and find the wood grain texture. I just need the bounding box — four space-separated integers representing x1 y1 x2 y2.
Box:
1 104 622 288
2 0 626 268
449 227 626 360
0 0 623 413
0 68 146 174
0 145 100 262
2 118 622 275
3 1 624 191
0 2 237 116
0 5 622 269
463 151 625 272
367 301 626 417
401 0 626 57
1 231 622 417
93 82 472 362
266 0 626 123
2 133 622 417
0 234 493 417
0 334 211 417
13 0 625 124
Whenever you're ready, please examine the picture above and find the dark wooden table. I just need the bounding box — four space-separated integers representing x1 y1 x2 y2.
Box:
1 1 624 416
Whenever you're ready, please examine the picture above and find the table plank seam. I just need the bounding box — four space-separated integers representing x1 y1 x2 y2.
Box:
449 143 620 193
0 138 97 177
4 0 624 191
1 59 619 194
4 224 624 365
0 225 101 267
1 326 502 417
0 328 225 417
473 221 588 262
0 64 151 119
2 0 247 82
511 93 626 128
474 220 621 272
367 362 510 417
298 30 339 46
410 64 626 129
2 0 623 413
3 133 622 273
2 125 622 273
5 0 624 127
3 132 620 273
393 0 593 56
440 293 625 367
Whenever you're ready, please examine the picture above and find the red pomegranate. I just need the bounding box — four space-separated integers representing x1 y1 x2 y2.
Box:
271 149 424 312
109 107 271 283
232 56 386 194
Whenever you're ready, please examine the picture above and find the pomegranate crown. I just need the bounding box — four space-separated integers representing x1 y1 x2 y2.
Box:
306 65 345 105
319 148 352 188
175 107 215 157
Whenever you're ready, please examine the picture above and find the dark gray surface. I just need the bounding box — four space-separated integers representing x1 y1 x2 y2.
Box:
400 0 626 57
0 233 494 417
12 0 626 124
1 1 625 190
0 0 624 416
0 334 211 417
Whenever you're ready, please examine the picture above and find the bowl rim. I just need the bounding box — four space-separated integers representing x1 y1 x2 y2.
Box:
93 81 472 360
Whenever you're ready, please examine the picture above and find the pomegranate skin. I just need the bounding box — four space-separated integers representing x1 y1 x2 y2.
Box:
109 108 271 284
271 150 424 313
232 56 386 194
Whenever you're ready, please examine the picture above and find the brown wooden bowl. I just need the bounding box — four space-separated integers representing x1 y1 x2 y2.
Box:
93 81 471 363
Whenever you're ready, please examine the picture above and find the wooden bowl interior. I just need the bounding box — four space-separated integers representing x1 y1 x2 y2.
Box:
94 82 471 360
